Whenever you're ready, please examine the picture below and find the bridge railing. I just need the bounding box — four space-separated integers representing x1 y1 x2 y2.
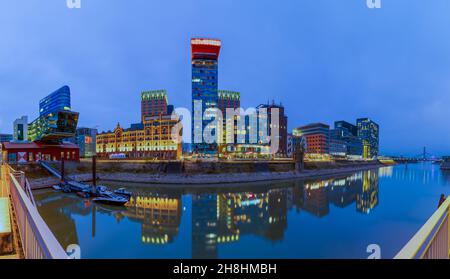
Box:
395 197 450 259
2 164 67 259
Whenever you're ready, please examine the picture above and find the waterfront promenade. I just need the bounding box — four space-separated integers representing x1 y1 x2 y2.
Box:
27 160 386 188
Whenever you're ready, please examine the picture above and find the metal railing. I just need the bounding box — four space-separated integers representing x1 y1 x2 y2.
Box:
2 164 67 259
395 197 450 259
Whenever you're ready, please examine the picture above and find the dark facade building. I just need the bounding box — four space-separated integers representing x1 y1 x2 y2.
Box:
293 123 330 154
334 120 357 137
256 102 288 157
330 121 363 157
329 129 347 156
191 38 221 156
357 118 379 159
141 90 168 121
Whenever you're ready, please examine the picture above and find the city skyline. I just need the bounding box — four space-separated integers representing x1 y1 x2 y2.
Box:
1 1 449 156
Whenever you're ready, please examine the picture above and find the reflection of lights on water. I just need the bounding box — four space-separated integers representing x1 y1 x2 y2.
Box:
183 206 186 211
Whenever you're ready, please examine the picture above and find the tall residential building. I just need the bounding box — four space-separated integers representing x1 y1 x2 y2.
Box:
357 118 379 159
191 38 221 156
13 116 28 142
256 102 288 157
39 85 71 116
28 86 79 143
293 123 330 154
0 134 12 143
141 90 168 121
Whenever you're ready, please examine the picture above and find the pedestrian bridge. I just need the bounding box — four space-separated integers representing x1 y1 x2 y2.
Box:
0 164 67 259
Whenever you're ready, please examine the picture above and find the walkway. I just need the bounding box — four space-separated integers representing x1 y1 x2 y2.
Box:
0 165 22 258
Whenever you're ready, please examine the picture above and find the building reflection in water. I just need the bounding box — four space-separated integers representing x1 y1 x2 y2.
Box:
124 189 182 245
34 169 379 259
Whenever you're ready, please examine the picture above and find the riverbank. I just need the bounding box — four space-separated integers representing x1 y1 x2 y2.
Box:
27 160 387 188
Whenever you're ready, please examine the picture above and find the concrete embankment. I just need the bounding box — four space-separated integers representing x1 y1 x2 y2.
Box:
20 160 389 188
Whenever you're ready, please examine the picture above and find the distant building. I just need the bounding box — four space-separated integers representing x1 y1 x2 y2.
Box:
141 90 168 121
74 127 97 158
13 116 28 142
96 115 182 160
28 86 79 143
191 38 221 156
1 142 79 164
293 123 330 154
357 118 379 159
0 134 12 143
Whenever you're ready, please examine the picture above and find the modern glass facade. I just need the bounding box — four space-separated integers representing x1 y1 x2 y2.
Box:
357 118 379 159
39 85 71 117
334 121 358 137
191 38 221 156
29 86 79 143
330 122 363 157
28 111 79 142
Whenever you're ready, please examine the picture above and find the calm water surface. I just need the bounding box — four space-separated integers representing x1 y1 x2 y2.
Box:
34 163 450 259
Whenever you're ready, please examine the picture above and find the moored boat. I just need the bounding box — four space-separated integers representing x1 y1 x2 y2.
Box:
114 188 132 198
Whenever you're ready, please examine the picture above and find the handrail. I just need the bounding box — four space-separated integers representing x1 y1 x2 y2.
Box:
3 164 67 259
395 197 450 259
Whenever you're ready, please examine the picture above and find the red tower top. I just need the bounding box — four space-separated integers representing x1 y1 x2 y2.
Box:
191 38 221 60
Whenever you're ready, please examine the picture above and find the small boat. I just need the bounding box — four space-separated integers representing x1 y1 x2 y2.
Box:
114 188 132 198
52 185 62 191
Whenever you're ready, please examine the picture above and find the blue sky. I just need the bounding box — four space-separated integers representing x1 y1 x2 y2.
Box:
0 0 449 156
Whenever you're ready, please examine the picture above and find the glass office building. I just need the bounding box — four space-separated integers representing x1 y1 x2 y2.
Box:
28 86 79 143
28 111 79 142
357 118 379 159
191 38 221 156
39 85 71 117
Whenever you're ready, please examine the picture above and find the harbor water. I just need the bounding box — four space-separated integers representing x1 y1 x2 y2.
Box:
33 163 450 259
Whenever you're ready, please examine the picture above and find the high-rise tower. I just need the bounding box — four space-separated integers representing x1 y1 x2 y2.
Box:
191 38 221 156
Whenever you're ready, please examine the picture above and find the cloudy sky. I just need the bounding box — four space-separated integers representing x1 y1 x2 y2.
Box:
0 0 449 156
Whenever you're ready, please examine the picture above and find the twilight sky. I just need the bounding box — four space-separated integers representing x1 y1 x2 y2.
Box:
0 0 449 156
